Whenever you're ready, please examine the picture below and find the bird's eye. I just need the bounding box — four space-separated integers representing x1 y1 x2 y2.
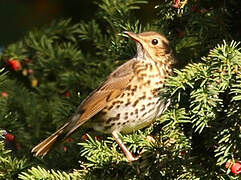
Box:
151 39 158 45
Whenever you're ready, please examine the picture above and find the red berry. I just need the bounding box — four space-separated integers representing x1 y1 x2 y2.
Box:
7 59 22 71
65 138 74 143
178 31 185 38
173 0 181 8
63 91 70 97
5 133 15 142
81 134 89 141
181 150 186 156
1 92 8 98
231 162 241 175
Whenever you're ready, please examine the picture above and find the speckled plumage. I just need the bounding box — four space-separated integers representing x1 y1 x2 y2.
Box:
89 58 171 134
32 31 176 161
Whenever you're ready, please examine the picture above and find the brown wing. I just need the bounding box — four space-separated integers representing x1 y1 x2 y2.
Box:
32 58 137 156
63 58 137 136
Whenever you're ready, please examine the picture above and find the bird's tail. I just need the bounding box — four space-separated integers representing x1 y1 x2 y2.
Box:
31 122 70 157
32 109 90 157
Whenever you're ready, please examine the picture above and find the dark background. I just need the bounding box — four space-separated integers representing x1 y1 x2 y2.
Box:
0 0 160 46
0 0 97 45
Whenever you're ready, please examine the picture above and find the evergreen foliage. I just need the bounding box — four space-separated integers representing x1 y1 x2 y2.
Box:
0 0 240 179
0 130 27 179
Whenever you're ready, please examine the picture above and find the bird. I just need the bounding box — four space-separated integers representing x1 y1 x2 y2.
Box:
32 31 176 161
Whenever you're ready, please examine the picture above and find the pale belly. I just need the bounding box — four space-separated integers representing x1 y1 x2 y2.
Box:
89 91 168 134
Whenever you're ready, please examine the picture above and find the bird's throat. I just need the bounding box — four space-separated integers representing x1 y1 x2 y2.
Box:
135 42 145 60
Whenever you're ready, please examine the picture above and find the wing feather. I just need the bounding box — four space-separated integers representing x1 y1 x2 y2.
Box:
64 58 137 136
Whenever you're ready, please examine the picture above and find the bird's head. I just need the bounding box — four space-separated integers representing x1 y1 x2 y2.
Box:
125 31 174 63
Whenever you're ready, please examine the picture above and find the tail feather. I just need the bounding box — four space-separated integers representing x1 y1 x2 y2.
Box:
32 123 69 156
32 112 88 157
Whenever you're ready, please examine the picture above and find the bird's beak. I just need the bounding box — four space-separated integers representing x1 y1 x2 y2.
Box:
124 31 142 44
124 31 145 59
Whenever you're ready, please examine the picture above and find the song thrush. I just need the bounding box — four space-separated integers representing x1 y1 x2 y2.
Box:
32 31 176 161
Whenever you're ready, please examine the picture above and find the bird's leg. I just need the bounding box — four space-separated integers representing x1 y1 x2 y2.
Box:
112 131 138 162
